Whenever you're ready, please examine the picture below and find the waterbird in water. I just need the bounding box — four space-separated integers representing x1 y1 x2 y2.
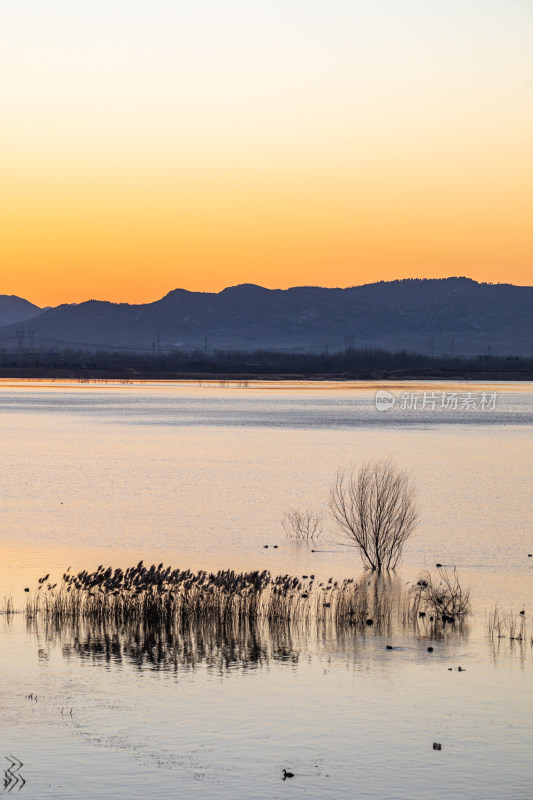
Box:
282 770 294 780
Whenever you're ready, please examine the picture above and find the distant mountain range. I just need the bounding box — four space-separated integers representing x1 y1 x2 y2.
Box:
0 295 43 327
0 278 531 356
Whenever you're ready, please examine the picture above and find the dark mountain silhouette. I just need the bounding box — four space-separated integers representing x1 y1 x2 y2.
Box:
0 278 531 356
0 295 43 327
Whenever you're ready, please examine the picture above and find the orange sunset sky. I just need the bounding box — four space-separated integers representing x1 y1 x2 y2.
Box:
1 1 532 307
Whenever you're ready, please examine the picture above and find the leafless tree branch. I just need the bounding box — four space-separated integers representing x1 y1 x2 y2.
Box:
282 509 324 541
328 458 418 572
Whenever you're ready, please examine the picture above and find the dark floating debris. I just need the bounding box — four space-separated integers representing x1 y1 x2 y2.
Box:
263 545 269 549
366 618 374 626
433 743 442 751
24 588 29 593
427 646 433 652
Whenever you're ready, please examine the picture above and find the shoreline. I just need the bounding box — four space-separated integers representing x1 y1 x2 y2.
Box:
1 368 532 381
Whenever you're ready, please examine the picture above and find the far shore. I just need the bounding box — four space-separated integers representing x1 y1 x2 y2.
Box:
1 367 532 382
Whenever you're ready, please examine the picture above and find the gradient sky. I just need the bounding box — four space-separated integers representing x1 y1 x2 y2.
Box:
1 0 532 306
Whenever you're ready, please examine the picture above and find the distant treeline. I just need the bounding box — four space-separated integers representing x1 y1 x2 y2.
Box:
0 346 532 379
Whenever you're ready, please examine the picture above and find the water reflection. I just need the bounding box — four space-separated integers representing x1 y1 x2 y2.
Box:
32 616 301 672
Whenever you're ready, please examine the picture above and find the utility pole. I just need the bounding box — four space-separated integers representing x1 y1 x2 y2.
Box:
28 330 35 350
16 330 24 351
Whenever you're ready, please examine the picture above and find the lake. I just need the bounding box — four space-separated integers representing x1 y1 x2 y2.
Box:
1 380 532 799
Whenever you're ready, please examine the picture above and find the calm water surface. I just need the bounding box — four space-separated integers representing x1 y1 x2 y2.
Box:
1 380 532 799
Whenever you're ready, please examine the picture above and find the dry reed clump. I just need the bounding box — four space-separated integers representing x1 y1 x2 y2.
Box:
409 567 470 622
1 595 14 615
26 563 400 630
486 607 532 644
282 509 324 541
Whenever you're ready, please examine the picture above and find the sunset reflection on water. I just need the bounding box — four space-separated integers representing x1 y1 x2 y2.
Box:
0 381 532 799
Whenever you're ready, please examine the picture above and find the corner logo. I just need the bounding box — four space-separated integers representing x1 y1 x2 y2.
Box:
375 390 396 412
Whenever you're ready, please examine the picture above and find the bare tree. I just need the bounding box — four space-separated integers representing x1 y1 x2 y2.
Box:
282 509 324 541
328 459 418 572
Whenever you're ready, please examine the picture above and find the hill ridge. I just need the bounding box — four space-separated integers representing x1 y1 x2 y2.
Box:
0 277 531 356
